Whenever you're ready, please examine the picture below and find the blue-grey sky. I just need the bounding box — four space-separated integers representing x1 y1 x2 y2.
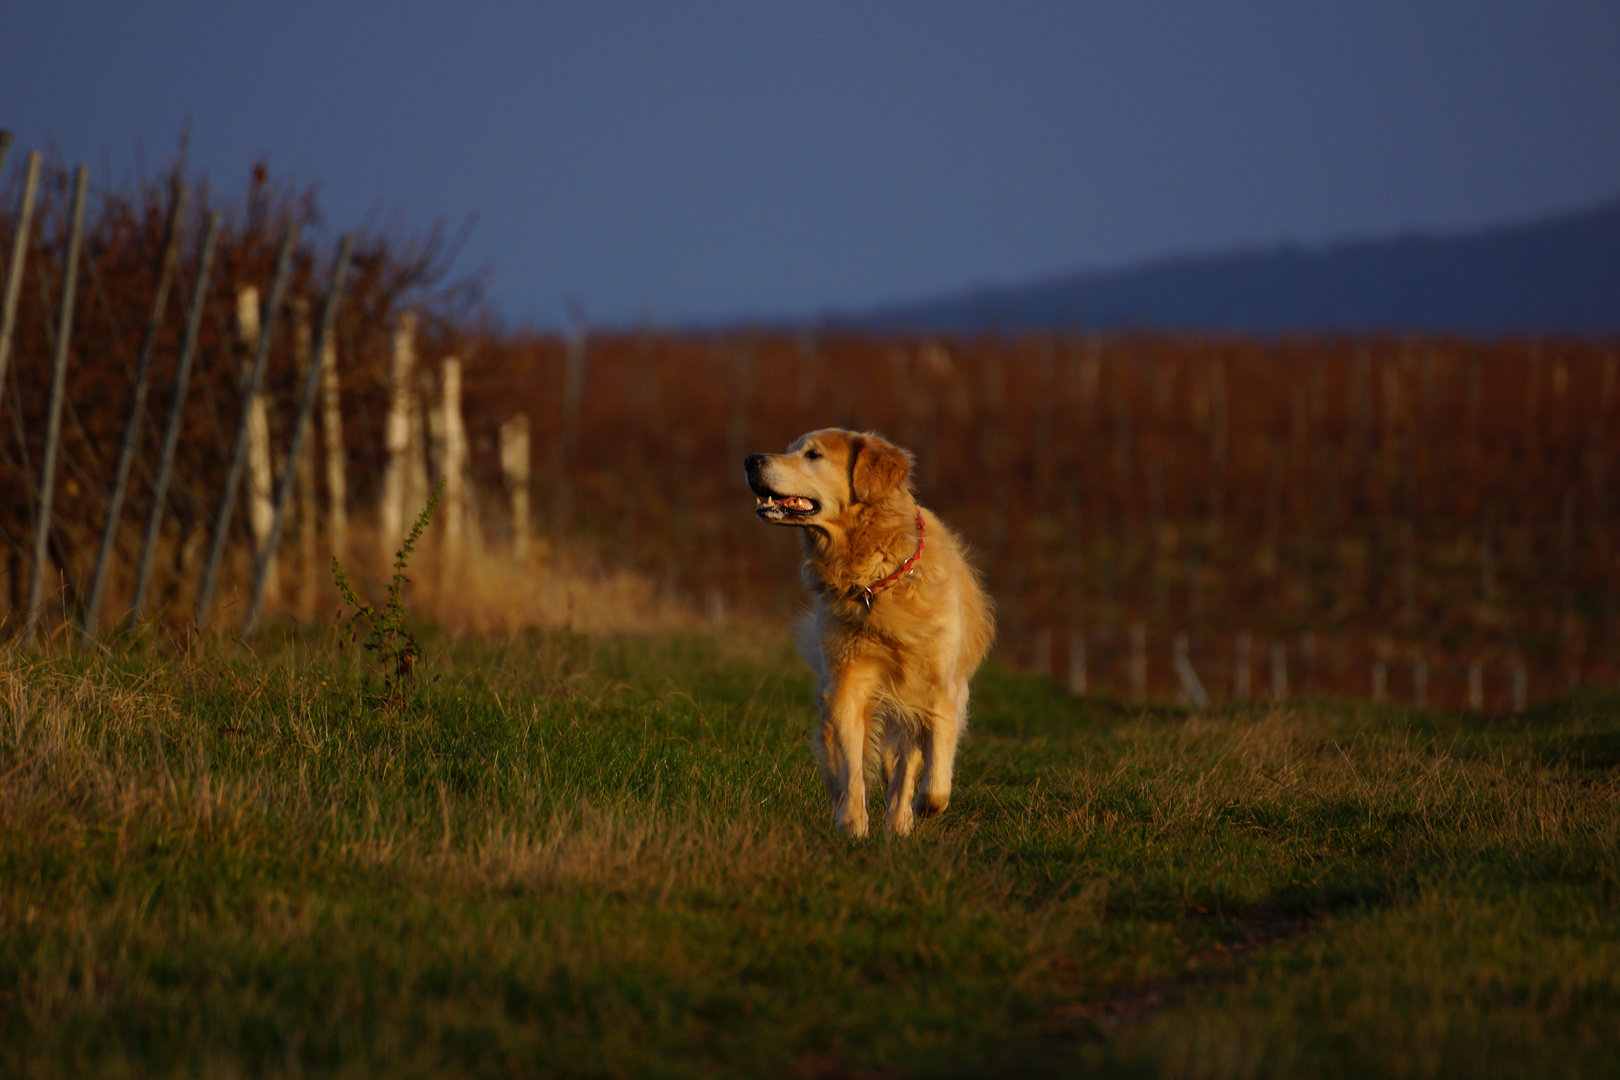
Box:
5 2 1619 327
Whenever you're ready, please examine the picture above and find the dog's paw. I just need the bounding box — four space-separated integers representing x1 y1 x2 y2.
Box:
914 791 950 818
834 805 870 838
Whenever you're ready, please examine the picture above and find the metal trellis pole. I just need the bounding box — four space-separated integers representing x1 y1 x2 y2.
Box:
243 233 353 638
23 164 89 643
0 149 42 403
129 212 220 625
194 225 298 629
81 184 189 639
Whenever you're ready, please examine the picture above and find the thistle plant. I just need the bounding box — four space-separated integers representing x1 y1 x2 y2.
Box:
332 480 443 707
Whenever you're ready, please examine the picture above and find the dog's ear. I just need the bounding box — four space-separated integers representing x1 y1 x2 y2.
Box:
850 435 913 504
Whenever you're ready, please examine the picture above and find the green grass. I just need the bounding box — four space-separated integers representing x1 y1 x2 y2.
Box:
1 625 1616 1077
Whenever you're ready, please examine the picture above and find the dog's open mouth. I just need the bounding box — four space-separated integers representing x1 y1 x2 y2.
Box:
756 492 820 521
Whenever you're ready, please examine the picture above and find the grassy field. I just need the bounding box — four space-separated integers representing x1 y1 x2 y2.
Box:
1 623 1617 1078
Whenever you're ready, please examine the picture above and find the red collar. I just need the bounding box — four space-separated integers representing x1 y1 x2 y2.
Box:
859 511 925 609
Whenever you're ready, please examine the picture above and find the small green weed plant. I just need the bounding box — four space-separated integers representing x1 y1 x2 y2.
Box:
331 480 443 708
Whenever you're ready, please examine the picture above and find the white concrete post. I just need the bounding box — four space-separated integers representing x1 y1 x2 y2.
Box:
1234 633 1252 699
1031 628 1051 679
320 335 347 561
1270 642 1288 701
237 285 278 606
379 313 417 563
1067 629 1087 696
440 357 468 588
1129 622 1147 702
500 414 531 560
291 299 317 619
1173 633 1211 709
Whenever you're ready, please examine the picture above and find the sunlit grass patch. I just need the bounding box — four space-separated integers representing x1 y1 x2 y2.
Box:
0 631 1615 1077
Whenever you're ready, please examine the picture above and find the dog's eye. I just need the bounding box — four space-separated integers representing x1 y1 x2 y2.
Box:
804 448 822 460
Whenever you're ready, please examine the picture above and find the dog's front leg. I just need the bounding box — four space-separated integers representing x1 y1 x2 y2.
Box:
883 723 923 835
817 658 881 837
913 679 968 819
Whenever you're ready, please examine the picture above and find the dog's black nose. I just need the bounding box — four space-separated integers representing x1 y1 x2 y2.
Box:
744 453 765 481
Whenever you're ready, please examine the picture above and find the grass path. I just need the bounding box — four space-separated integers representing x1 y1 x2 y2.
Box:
1 627 1616 1077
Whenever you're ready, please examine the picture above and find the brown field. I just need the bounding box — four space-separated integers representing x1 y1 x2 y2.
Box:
3 156 1617 709
471 330 1620 710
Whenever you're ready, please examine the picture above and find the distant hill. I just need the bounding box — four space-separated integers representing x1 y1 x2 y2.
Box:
835 197 1620 335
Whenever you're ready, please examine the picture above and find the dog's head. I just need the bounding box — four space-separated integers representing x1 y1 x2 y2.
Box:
744 429 913 528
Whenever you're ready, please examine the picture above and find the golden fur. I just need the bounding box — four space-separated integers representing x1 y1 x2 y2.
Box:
745 429 994 836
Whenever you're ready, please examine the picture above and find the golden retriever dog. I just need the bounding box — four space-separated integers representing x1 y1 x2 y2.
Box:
745 429 994 837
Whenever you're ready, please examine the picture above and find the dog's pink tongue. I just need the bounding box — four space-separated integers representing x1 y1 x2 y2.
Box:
780 496 814 511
